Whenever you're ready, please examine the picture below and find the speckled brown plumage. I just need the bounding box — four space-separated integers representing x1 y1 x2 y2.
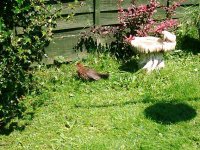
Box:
76 63 109 81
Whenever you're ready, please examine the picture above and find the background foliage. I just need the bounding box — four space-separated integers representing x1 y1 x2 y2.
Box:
77 0 182 60
0 0 59 125
178 2 200 38
176 2 200 53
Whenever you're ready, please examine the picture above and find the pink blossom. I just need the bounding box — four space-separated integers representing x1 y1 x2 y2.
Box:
117 0 181 38
124 35 135 43
155 19 178 33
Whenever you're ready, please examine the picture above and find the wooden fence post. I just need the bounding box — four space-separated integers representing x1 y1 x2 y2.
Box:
166 0 171 18
94 0 100 26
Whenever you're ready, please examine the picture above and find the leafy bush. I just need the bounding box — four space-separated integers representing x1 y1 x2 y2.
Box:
118 0 180 39
175 3 200 52
109 0 182 60
0 0 59 124
77 0 182 60
177 3 200 39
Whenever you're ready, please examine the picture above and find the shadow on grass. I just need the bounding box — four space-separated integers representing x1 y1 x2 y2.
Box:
0 111 35 136
74 99 140 109
144 102 197 125
74 96 167 109
0 122 26 136
177 36 200 54
118 59 139 73
75 97 199 109
75 98 198 125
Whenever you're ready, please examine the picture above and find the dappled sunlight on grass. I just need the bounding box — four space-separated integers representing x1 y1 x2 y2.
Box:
0 52 199 149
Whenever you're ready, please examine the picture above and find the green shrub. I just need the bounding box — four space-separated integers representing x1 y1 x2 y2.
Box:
176 4 200 52
177 4 200 39
0 0 59 124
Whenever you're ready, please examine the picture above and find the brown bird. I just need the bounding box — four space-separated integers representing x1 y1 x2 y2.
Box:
76 62 109 80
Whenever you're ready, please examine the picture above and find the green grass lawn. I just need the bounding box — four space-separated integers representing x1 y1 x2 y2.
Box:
0 51 200 149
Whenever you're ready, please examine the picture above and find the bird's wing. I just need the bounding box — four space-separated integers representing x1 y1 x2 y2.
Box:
86 69 101 80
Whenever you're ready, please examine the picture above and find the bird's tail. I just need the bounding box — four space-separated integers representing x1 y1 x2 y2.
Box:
97 73 109 79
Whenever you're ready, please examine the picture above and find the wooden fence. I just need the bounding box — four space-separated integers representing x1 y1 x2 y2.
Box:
42 0 199 64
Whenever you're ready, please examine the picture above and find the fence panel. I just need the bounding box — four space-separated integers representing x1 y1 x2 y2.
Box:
43 0 199 64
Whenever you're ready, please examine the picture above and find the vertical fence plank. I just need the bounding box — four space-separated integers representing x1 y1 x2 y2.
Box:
166 0 170 18
94 0 100 26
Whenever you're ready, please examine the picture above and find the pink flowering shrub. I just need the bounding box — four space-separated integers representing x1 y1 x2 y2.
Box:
107 0 184 60
118 0 183 40
76 0 184 60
